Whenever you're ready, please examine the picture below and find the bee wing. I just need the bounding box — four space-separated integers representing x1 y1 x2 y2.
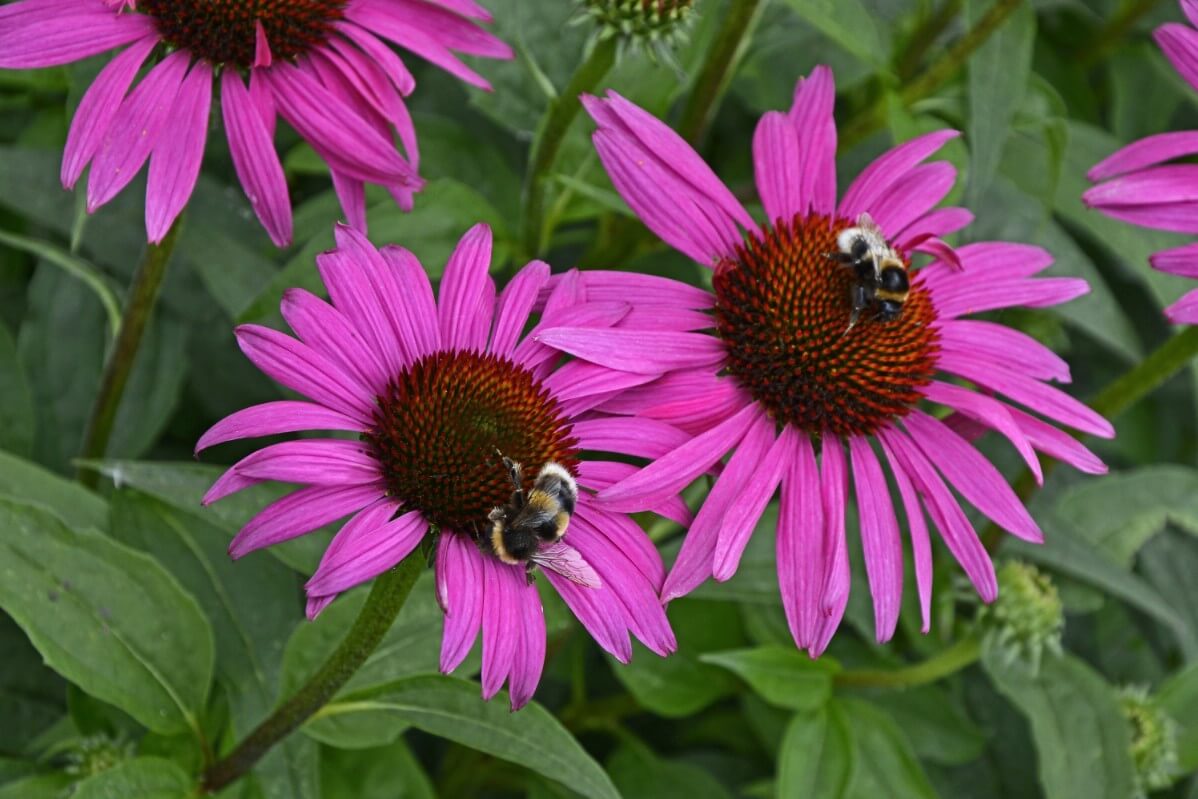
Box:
531 541 601 589
856 211 883 236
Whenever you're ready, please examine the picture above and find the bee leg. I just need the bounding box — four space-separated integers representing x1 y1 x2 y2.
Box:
826 252 857 268
843 283 868 336
525 562 538 585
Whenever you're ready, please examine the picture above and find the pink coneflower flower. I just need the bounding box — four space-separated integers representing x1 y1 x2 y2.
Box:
195 223 676 708
537 66 1114 656
1083 0 1198 324
0 0 511 245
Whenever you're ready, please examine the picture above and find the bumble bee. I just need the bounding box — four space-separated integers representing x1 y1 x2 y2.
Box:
479 452 598 587
829 212 910 331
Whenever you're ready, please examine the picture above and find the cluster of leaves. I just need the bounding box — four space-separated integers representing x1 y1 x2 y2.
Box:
1 0 1197 797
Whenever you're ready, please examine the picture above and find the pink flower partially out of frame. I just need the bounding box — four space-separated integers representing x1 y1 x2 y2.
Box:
0 0 512 245
196 223 678 708
536 66 1113 656
1084 0 1198 324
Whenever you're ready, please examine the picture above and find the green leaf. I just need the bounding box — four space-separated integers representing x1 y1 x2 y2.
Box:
609 599 743 718
321 739 435 799
781 0 890 69
778 705 854 799
700 645 837 711
966 0 1036 205
316 675 621 799
0 773 72 799
71 757 191 799
107 489 314 798
0 320 33 457
983 652 1135 799
1158 663 1198 771
0 229 121 337
1046 466 1198 565
0 449 106 529
82 460 322 574
1007 519 1198 659
842 699 938 799
280 574 445 749
872 686 987 766
0 498 214 735
607 738 732 799
0 615 64 757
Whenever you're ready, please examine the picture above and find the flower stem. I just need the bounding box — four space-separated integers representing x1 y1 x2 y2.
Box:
834 635 982 689
676 0 764 145
200 554 424 794
77 219 183 489
840 0 1024 150
521 35 619 259
896 0 964 80
1078 0 1167 67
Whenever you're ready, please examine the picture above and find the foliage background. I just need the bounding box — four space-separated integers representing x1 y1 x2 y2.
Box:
1 0 1198 797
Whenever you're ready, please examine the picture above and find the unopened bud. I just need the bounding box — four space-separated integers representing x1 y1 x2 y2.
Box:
577 0 698 64
979 561 1064 673
1120 686 1178 798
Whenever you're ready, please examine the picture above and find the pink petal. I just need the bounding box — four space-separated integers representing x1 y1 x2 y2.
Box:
544 569 632 663
598 402 760 512
903 410 1041 542
713 425 796 581
936 319 1071 382
331 170 367 232
894 207 973 250
480 558 521 700
777 433 825 650
878 437 933 633
334 22 416 96
87 51 190 213
1150 242 1198 279
214 439 380 498
811 438 850 657
564 270 713 309
849 435 903 643
1156 22 1198 91
936 350 1114 438
196 400 364 453
438 223 494 351
0 3 154 68
866 162 957 238
146 61 212 243
1088 131 1198 181
879 427 996 602
637 378 754 437
229 483 383 558
506 576 546 709
788 65 837 215
574 502 667 590
1166 289 1198 324
534 326 727 374
491 260 550 355
839 130 960 220
306 508 426 597
572 417 691 460
281 288 390 395
61 34 157 189
753 111 802 223
234 324 375 425
1006 405 1108 476
931 275 1089 317
222 70 292 247
379 245 442 362
321 228 405 376
437 533 485 673
924 381 1042 484
660 407 774 602
576 461 693 528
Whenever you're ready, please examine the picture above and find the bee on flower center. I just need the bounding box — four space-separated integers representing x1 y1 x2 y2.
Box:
829 212 910 332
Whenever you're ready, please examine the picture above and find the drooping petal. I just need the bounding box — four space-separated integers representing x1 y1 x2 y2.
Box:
506 576 546 709
811 438 850 657
713 425 796 581
1088 131 1198 181
480 558 521 700
437 532 485 673
936 319 1070 382
848 435 903 643
1150 242 1198 279
146 61 212 243
1156 22 1198 92
544 569 632 663
222 70 292 247
61 34 157 188
1166 289 1198 324
777 433 824 650
306 506 425 597
576 461 693 527
923 381 1042 484
877 434 933 633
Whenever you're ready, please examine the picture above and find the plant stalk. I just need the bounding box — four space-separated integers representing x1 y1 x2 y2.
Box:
676 0 764 145
200 555 424 793
521 36 619 259
77 219 182 489
835 635 982 688
840 0 1024 149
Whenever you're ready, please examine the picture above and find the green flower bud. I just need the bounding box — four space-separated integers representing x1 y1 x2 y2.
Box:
576 0 698 64
1120 686 1179 798
979 561 1064 673
65 734 133 778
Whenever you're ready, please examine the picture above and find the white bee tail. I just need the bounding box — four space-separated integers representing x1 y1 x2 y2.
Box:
531 541 601 588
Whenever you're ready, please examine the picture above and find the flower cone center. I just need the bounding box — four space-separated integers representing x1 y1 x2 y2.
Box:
713 214 940 437
366 351 579 532
139 0 348 68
